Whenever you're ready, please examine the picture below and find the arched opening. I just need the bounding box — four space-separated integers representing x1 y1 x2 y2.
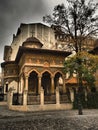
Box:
54 72 62 89
41 71 51 95
28 71 38 95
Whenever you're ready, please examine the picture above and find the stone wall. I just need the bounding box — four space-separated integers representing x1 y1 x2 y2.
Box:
10 23 55 61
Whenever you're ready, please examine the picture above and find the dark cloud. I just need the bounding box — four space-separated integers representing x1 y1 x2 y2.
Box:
0 0 47 63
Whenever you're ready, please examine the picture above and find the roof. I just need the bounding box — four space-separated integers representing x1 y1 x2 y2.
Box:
24 37 42 43
65 77 86 85
65 77 78 84
15 46 71 63
3 46 12 60
20 22 50 28
22 36 43 48
1 61 16 68
15 23 51 40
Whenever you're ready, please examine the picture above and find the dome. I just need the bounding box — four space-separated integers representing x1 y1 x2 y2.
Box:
22 37 43 48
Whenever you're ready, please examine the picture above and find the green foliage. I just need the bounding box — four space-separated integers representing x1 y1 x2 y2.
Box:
87 92 98 108
73 92 86 109
64 52 98 88
73 92 98 109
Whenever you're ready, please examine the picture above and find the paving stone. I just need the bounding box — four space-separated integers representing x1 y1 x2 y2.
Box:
0 105 98 130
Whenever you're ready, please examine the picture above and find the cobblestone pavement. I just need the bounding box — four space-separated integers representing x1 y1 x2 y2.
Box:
0 106 98 130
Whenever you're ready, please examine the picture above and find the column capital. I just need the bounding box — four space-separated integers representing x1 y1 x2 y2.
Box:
69 88 74 92
25 76 29 79
24 73 29 78
51 75 54 78
24 90 28 93
38 74 42 78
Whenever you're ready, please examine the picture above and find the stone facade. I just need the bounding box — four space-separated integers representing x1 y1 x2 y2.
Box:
4 23 55 61
1 23 73 111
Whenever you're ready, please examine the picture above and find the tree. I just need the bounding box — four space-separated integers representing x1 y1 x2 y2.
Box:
64 51 98 112
43 0 98 114
64 51 98 88
43 0 98 52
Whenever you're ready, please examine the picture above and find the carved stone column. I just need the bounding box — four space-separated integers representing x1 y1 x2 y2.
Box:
38 75 42 94
23 74 28 106
23 90 28 106
20 76 24 94
7 90 13 106
25 75 29 91
56 87 60 104
40 87 44 105
51 76 55 94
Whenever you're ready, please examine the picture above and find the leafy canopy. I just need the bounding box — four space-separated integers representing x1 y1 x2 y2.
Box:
64 52 98 87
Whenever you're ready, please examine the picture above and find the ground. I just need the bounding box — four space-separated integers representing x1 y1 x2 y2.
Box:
0 105 98 130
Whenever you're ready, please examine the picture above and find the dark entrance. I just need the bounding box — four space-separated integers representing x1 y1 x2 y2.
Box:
28 71 40 105
28 71 38 95
54 72 62 90
41 72 51 95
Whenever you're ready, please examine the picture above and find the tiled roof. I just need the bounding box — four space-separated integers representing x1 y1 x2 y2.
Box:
25 37 41 43
22 37 43 47
65 77 86 84
65 77 78 84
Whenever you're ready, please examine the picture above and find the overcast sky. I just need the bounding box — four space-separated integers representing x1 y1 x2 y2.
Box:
0 0 66 66
0 0 97 70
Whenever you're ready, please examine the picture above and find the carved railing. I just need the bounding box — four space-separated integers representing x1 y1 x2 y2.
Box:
27 93 40 105
44 94 56 104
60 94 71 104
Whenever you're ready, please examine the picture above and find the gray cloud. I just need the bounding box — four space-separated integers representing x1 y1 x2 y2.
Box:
0 0 97 63
2 0 97 65
0 0 47 63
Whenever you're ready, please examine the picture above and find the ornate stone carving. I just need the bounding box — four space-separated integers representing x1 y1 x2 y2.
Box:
43 61 50 67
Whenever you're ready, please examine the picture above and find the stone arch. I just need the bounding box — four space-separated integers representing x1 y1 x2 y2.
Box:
8 80 18 93
54 72 63 90
41 71 51 95
28 71 38 94
28 69 40 76
54 71 63 77
41 69 52 76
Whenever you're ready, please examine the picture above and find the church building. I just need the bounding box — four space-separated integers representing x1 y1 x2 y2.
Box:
1 23 74 111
